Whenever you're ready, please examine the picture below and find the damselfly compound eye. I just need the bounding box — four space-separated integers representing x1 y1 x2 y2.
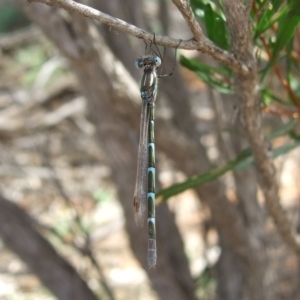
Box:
153 56 161 67
135 59 144 69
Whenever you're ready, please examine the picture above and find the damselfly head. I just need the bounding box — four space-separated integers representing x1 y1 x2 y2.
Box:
135 56 161 69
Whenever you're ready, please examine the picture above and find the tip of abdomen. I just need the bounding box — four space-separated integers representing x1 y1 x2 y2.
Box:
148 238 157 268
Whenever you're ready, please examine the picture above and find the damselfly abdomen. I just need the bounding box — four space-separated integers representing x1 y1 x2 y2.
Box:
134 38 181 268
134 55 161 268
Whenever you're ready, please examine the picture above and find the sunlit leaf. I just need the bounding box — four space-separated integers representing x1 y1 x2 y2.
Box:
261 88 291 106
203 3 228 49
180 55 233 94
190 0 229 49
254 0 286 38
157 120 297 201
272 1 300 60
157 147 252 201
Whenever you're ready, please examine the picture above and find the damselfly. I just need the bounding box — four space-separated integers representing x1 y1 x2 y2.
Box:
134 39 181 268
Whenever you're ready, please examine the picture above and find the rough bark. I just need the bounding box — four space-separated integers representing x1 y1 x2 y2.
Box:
220 1 274 299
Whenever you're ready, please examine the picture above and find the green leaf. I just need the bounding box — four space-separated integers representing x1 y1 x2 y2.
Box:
259 51 285 84
157 147 252 201
203 3 228 49
261 88 292 106
157 120 298 201
234 141 300 170
180 55 233 94
289 130 300 141
285 36 294 88
259 1 300 93
93 188 112 203
272 2 300 60
254 0 286 38
0 5 30 33
268 120 297 139
190 0 229 49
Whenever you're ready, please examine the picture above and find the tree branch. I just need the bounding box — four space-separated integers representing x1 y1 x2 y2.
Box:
27 0 248 75
171 0 204 42
222 0 300 256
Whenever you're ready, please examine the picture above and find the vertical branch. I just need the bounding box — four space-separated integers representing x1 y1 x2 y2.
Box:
171 0 204 41
222 0 300 255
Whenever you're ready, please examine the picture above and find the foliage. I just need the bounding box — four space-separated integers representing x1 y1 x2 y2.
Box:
0 4 30 33
158 0 300 200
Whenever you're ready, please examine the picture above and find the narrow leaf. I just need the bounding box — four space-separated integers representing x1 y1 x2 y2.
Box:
157 120 297 201
272 4 300 59
180 55 233 94
255 0 285 38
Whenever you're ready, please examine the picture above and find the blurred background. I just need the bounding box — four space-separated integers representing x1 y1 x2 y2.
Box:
0 0 300 299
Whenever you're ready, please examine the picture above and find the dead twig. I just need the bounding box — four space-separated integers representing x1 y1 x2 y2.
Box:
27 0 249 75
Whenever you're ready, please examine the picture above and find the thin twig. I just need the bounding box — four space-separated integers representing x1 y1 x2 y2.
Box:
27 0 249 75
171 0 204 42
208 88 232 162
258 29 300 108
253 0 271 21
